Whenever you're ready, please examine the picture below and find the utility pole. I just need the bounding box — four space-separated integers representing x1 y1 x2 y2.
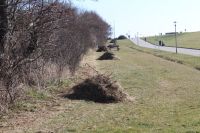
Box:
114 21 117 45
114 21 115 39
174 21 178 54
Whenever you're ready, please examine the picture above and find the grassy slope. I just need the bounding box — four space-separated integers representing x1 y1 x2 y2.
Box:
4 40 200 133
146 31 200 49
130 42 200 70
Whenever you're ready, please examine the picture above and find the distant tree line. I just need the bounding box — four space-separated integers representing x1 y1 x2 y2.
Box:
0 0 111 111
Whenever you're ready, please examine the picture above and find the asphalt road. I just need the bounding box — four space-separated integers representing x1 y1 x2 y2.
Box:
131 38 200 57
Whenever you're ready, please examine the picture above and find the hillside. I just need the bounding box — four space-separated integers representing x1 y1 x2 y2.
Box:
1 40 200 133
145 31 200 49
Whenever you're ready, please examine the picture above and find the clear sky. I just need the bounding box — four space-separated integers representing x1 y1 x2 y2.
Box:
72 0 200 37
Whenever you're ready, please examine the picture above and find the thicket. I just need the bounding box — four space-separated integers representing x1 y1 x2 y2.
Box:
0 0 111 112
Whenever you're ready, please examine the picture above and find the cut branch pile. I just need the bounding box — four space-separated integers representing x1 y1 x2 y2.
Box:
64 73 133 103
96 45 108 52
97 51 119 60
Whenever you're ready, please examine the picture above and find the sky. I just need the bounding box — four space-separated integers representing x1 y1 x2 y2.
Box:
72 0 200 37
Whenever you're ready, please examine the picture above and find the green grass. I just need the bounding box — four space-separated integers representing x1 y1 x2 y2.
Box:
146 31 200 49
7 79 72 114
26 89 50 100
8 89 51 113
9 101 37 112
129 43 200 71
46 78 73 93
17 40 200 133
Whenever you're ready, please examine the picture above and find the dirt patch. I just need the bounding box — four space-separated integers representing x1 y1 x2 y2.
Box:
64 74 132 103
97 52 119 60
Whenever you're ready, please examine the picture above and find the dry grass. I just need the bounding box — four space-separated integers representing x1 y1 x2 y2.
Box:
2 40 200 133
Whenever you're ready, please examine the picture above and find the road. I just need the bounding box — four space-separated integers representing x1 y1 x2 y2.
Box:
131 37 200 57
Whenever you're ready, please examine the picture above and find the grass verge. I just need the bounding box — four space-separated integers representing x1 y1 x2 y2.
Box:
145 31 200 49
2 40 200 133
130 41 200 71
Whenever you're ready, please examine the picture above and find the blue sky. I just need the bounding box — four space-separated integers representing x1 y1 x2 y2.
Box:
72 0 200 37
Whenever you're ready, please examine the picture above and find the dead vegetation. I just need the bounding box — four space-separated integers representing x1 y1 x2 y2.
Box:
64 65 132 103
98 51 119 60
96 45 108 52
0 0 111 113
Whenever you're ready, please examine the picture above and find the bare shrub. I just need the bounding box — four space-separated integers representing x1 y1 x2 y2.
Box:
0 0 111 110
79 11 111 51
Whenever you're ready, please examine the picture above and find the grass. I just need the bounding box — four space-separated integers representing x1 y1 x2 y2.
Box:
7 88 51 114
3 40 200 133
26 89 50 100
129 42 200 71
145 31 200 49
6 79 72 115
46 79 73 93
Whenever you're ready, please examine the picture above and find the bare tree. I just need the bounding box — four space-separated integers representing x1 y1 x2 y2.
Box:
0 0 7 54
0 0 111 110
79 11 111 47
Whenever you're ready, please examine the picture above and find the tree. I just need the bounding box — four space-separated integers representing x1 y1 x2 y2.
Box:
79 11 111 47
0 0 111 109
0 0 7 54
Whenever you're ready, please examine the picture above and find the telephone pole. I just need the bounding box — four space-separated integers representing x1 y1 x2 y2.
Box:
114 21 117 45
174 21 178 54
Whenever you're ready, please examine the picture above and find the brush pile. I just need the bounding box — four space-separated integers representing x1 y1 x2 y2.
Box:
96 45 108 52
65 74 132 103
98 51 119 60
